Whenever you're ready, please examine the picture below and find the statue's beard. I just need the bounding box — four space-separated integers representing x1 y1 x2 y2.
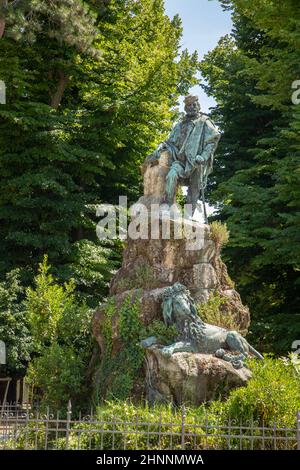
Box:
186 110 200 121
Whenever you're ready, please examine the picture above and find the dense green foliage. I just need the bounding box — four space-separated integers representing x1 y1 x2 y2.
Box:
0 270 33 377
26 257 93 410
0 0 199 302
140 320 178 346
26 257 78 349
27 343 88 411
95 294 145 402
61 357 300 449
201 0 300 353
0 257 93 409
211 356 300 427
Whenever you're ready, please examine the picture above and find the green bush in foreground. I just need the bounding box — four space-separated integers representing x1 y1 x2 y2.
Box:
26 256 93 411
208 356 300 428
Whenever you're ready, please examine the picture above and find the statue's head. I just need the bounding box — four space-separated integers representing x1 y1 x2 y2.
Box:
184 95 201 120
163 282 187 300
162 283 192 321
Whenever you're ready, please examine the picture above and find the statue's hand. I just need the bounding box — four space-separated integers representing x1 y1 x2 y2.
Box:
148 155 159 167
145 152 158 163
215 348 225 359
160 142 169 151
161 346 172 358
195 155 206 165
141 153 159 174
232 360 244 370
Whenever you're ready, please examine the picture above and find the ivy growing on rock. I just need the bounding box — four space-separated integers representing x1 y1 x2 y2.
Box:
95 293 145 402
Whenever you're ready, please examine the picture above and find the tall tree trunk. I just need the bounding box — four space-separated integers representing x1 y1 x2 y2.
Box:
50 70 69 109
0 0 7 39
0 17 5 38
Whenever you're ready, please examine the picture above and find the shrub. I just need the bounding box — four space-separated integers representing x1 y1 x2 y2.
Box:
0 422 46 450
212 357 300 428
27 343 87 411
55 401 208 450
26 256 77 349
25 256 93 410
3 358 300 450
197 292 242 333
140 320 178 345
118 264 159 290
210 221 229 248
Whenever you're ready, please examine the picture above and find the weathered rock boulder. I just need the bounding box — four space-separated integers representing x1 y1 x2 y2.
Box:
145 348 252 406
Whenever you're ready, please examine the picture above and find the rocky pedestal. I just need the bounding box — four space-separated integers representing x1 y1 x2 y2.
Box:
109 220 250 333
92 219 252 404
92 149 252 405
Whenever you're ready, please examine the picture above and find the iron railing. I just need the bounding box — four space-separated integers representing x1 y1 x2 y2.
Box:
0 402 299 451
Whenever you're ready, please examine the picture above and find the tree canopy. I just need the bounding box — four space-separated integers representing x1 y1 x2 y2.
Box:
0 0 199 302
201 0 300 353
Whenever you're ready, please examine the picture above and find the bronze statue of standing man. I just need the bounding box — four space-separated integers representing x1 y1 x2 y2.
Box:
143 95 220 221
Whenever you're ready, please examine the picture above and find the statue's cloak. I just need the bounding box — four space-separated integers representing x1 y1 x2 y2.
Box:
166 115 221 188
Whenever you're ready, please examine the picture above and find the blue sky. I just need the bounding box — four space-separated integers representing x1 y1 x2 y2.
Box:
164 0 233 112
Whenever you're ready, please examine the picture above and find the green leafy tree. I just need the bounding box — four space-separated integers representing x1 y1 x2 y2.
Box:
0 0 199 304
26 256 93 409
201 2 300 353
0 270 33 377
27 343 87 410
26 256 77 349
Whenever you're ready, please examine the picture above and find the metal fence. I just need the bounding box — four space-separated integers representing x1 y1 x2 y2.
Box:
1 402 300 451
